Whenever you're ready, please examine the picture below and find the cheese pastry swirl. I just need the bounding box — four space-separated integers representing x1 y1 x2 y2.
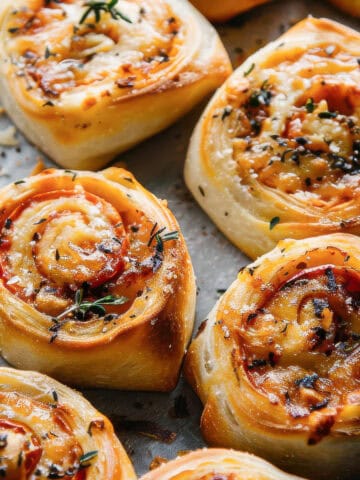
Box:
0 367 135 480
185 18 360 259
0 0 231 169
0 168 196 390
140 449 305 480
186 234 360 480
191 0 270 22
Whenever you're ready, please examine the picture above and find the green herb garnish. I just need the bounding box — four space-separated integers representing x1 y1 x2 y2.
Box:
248 87 272 108
305 97 315 113
52 390 58 403
318 111 337 119
243 63 255 77
49 290 128 342
269 216 280 230
156 230 179 248
64 169 77 181
54 289 128 322
147 228 179 272
80 0 132 24
45 46 56 59
79 450 98 468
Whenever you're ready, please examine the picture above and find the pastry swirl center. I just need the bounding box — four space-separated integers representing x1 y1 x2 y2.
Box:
239 259 360 424
0 190 127 306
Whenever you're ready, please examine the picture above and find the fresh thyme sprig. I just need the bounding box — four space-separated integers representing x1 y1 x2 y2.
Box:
55 289 128 321
80 0 132 24
148 227 179 249
49 289 128 342
149 228 179 272
155 230 179 252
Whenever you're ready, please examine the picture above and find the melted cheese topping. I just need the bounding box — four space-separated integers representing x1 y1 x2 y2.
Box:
0 392 85 479
0 368 133 480
209 41 360 212
220 239 360 441
140 450 302 480
0 176 178 338
5 0 183 102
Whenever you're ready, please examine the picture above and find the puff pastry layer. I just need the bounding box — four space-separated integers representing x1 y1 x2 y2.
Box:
329 0 360 16
0 167 196 391
185 17 360 259
185 233 360 480
0 366 136 480
0 0 231 170
140 449 305 480
191 0 270 22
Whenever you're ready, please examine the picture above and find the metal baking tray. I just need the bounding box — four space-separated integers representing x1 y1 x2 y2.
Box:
0 0 358 476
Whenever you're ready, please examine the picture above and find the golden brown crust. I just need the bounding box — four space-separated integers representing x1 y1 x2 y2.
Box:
185 17 360 259
0 0 231 169
191 0 270 22
0 167 196 390
185 233 360 480
329 0 360 17
140 449 305 480
0 367 136 480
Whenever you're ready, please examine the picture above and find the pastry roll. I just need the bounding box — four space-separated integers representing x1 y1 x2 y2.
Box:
185 17 360 259
0 0 231 170
185 233 360 480
140 448 305 480
0 167 196 391
329 0 360 17
0 366 136 479
191 0 270 22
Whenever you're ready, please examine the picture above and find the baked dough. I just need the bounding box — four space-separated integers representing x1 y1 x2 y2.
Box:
185 233 360 480
140 449 305 480
0 167 196 391
329 0 360 16
0 366 136 479
185 17 360 259
191 0 270 22
0 0 231 170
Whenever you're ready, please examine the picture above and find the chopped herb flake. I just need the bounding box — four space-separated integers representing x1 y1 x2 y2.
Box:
243 63 255 77
79 450 98 467
269 216 280 230
305 98 315 113
318 111 337 119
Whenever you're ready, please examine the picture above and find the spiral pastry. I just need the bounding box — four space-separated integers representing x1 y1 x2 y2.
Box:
0 366 136 480
185 17 360 259
329 0 360 17
191 0 270 22
140 449 305 480
0 0 231 170
185 233 360 480
0 167 196 390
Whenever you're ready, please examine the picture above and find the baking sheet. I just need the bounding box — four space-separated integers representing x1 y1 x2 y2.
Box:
0 0 358 476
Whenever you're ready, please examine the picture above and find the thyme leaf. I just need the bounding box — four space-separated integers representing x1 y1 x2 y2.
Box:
79 450 98 468
80 0 132 25
148 228 179 272
269 216 280 230
49 289 128 342
305 97 315 113
55 289 128 322
243 63 255 77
